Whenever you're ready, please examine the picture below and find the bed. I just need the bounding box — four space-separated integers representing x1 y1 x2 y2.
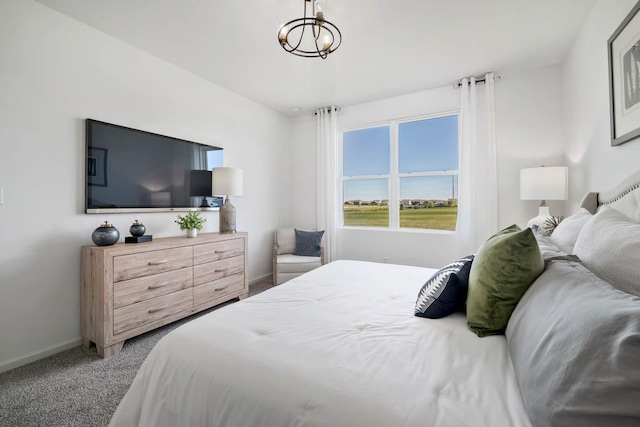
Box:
110 170 640 427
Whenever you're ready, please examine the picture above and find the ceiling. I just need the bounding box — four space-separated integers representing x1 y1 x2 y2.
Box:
35 0 596 117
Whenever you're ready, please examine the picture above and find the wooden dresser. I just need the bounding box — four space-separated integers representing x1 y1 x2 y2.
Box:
81 232 248 358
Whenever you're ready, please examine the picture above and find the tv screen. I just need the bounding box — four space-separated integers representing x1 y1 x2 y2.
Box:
85 119 223 213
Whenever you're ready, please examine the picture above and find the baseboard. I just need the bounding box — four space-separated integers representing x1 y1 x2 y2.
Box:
0 277 272 374
0 338 82 374
249 273 272 285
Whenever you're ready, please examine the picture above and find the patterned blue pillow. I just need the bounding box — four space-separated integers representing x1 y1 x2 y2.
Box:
414 255 475 319
294 229 325 257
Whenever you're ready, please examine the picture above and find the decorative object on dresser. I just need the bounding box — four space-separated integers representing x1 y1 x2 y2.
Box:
520 166 568 231
175 211 206 238
212 167 243 233
91 221 119 246
129 220 145 237
125 219 152 243
81 232 249 358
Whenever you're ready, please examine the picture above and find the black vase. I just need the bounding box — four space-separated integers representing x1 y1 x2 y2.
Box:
92 221 120 246
129 220 146 237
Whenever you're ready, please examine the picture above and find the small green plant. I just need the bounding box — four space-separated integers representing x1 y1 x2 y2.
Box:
175 211 206 231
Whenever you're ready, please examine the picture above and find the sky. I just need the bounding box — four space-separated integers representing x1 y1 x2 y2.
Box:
343 115 458 200
207 149 224 169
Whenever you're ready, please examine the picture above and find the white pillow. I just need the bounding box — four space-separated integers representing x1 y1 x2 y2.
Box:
573 206 640 296
550 208 592 253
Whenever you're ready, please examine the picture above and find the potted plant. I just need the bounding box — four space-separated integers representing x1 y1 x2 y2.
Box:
175 211 206 238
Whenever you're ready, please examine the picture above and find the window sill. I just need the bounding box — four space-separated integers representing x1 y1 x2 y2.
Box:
340 226 456 235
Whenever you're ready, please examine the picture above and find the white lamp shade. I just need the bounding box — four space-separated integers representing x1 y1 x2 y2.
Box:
212 167 243 197
520 166 568 201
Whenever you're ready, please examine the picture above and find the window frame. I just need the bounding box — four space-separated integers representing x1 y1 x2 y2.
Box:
339 110 460 233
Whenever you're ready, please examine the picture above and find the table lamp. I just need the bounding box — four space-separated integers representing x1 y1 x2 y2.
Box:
520 166 568 230
212 167 243 233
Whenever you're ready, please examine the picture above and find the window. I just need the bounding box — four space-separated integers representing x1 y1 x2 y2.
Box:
341 114 458 231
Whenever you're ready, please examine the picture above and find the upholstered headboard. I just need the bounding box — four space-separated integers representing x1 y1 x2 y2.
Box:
580 169 640 222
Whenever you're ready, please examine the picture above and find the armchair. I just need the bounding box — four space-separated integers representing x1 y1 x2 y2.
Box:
273 228 325 285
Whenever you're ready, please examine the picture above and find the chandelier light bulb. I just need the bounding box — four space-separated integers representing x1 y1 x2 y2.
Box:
314 1 324 25
279 25 289 45
322 35 331 52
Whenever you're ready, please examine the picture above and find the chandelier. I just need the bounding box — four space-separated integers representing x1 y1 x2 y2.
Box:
278 0 342 59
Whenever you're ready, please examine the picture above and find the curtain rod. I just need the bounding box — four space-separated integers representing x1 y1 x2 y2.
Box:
454 73 501 88
313 106 341 116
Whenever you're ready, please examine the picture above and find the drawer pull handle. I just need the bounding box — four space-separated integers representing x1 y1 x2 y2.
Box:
215 269 227 273
148 259 168 265
215 249 228 254
148 305 169 314
214 284 229 291
148 282 170 290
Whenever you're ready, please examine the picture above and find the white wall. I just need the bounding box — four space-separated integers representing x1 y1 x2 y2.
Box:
290 117 318 230
563 0 640 211
0 0 292 371
291 67 566 269
495 66 567 227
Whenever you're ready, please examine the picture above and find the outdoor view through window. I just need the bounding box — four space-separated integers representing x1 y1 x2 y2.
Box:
342 114 458 230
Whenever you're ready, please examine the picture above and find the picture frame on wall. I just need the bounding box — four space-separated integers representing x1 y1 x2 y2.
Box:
608 1 640 146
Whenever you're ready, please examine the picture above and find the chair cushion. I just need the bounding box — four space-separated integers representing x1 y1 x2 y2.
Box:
275 228 296 255
276 254 322 274
294 229 325 257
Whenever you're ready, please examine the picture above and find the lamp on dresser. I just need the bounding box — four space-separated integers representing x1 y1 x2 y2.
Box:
520 166 568 231
212 167 243 233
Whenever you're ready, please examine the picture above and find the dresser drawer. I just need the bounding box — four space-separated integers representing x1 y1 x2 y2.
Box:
194 239 244 265
114 268 193 309
113 288 193 336
113 247 192 282
193 255 244 286
194 273 245 306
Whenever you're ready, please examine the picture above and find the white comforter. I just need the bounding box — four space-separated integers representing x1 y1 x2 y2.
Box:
110 260 531 427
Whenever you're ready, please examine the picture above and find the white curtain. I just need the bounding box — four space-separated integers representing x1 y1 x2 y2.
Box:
455 73 498 257
316 106 339 262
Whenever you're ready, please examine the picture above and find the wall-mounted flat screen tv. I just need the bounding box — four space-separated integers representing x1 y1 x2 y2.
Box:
85 119 223 213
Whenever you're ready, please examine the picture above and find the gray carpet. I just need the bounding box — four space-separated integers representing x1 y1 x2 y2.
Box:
0 278 274 427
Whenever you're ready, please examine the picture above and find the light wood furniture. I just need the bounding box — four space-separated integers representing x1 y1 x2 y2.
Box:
82 232 248 358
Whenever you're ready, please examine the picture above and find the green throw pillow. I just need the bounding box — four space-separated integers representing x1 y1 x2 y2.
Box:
467 224 544 337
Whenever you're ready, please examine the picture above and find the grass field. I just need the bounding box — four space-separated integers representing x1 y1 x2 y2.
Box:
343 205 457 230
